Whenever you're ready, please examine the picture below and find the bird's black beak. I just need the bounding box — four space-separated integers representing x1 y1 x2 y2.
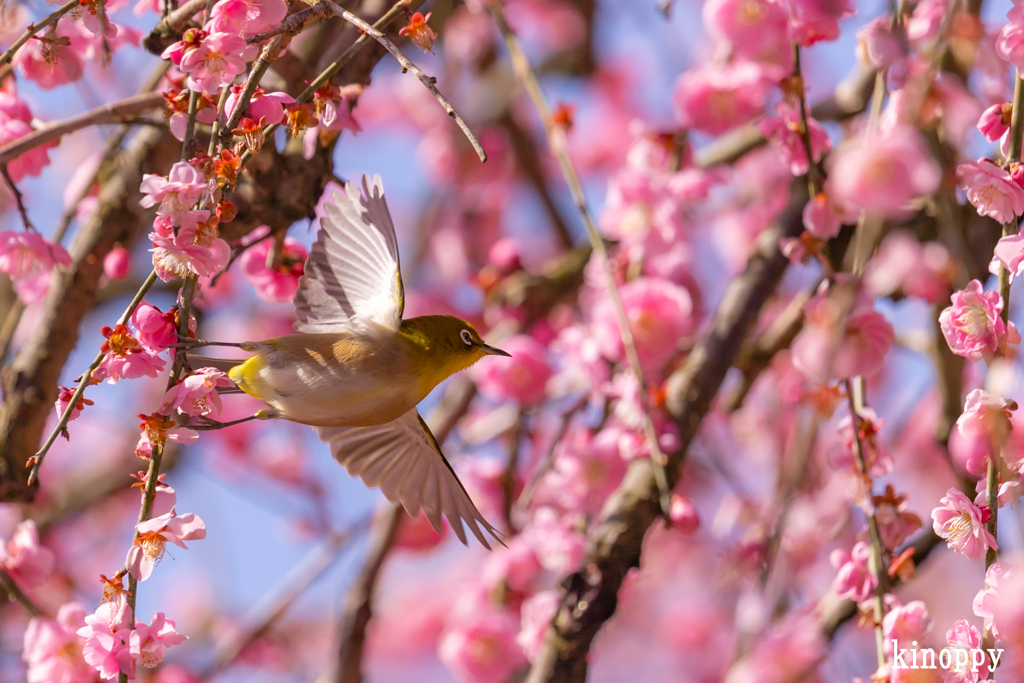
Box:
480 343 511 357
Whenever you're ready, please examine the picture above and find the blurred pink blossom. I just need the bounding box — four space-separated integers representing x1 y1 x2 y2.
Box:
522 507 585 574
23 602 93 683
827 126 940 217
591 276 694 377
882 599 933 653
724 612 824 683
857 15 906 70
669 494 700 534
942 620 988 683
474 334 552 405
0 520 54 590
956 389 1014 442
784 0 855 45
973 558 1024 643
438 607 525 683
931 488 997 560
673 61 770 136
517 591 559 660
208 0 287 38
103 245 131 280
906 0 946 42
702 0 790 68
989 233 1024 282
829 541 876 601
833 407 892 476
482 536 542 593
238 234 308 303
0 230 73 304
864 231 952 303
757 101 832 176
998 3 1024 70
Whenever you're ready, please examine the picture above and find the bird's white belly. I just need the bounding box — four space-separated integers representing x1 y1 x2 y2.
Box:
249 353 420 427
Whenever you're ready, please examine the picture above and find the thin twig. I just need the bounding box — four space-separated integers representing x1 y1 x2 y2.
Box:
0 567 44 617
487 0 672 517
0 93 164 167
0 0 79 70
26 271 159 485
247 2 333 44
180 90 200 161
2 165 34 232
324 0 488 163
223 35 288 137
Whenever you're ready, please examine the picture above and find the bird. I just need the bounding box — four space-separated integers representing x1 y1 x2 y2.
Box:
178 174 509 548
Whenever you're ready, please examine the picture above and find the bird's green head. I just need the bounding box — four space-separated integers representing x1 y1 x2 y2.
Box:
402 315 511 382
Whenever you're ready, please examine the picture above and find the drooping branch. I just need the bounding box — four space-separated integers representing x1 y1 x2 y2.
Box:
524 192 806 683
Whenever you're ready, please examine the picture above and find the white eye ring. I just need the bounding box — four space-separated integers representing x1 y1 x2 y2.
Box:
460 329 473 346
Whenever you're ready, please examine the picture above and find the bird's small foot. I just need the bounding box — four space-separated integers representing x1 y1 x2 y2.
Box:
165 334 208 351
189 415 231 431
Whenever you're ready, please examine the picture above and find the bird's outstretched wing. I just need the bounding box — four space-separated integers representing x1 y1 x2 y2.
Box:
294 174 404 333
318 410 502 548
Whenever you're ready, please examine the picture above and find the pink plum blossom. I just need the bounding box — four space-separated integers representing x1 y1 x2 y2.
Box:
956 159 1024 224
0 116 56 182
55 385 93 427
179 32 249 93
864 231 952 303
724 612 824 683
833 407 892 477
857 15 906 71
591 276 694 377
829 541 877 601
126 510 206 580
0 230 73 304
873 486 923 550
931 487 998 559
129 612 187 668
438 607 525 683
975 475 1022 509
906 0 947 42
973 558 1024 643
76 601 133 681
989 233 1024 282
783 0 855 45
0 520 54 590
208 0 287 38
538 427 627 516
956 389 1014 444
792 285 895 380
160 367 234 417
674 61 770 136
939 280 1017 362
882 600 933 653
827 126 940 217
801 192 854 240
23 602 94 683
942 620 988 683
757 101 832 176
521 507 585 574
702 0 790 67
13 20 89 89
139 162 206 225
517 591 559 660
226 86 295 127
150 224 231 282
998 3 1024 71
474 334 552 405
482 536 542 592
131 300 193 352
238 233 308 303
135 413 199 460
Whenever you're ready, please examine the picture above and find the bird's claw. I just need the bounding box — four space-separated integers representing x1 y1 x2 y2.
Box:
164 334 205 351
189 415 226 431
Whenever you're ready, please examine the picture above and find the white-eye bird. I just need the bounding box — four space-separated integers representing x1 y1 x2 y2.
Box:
183 174 508 548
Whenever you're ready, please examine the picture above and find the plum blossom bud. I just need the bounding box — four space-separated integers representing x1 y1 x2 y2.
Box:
978 103 1013 142
23 602 92 683
669 494 700 534
103 245 131 280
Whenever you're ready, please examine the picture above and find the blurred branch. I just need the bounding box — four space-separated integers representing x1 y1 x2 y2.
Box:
331 380 477 683
0 93 165 167
201 515 373 679
0 568 43 617
525 190 806 683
